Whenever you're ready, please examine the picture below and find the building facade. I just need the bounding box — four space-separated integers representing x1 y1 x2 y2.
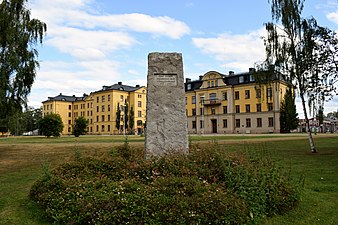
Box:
185 69 290 134
42 82 146 135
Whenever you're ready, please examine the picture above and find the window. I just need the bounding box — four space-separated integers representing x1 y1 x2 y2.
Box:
235 119 241 128
192 108 196 116
120 95 124 102
87 103 90 108
90 119 92 124
96 116 99 122
200 120 204 128
245 90 250 99
200 108 204 115
256 89 261 98
68 105 71 110
96 106 99 112
137 120 143 126
246 118 251 127
211 81 214 87
102 95 105 102
192 121 196 129
90 126 92 132
267 88 272 97
138 94 142 98
245 104 250 113
235 91 240 100
209 93 216 100
256 103 262 112
68 120 71 124
268 117 274 127
192 96 196 104
91 111 93 116
108 105 111 111
108 95 111 101
101 125 105 132
87 111 89 116
96 125 99 132
222 92 227 100
223 119 228 128
200 96 205 104
68 112 71 117
239 76 244 83
138 111 142 117
257 118 262 127
50 104 53 109
102 105 105 112
108 125 111 132
211 107 216 115
249 75 255 82
235 105 240 113
268 103 273 111
223 106 228 114
138 101 142 107
43 105 46 110
187 83 191 90
207 81 210 87
68 127 71 132
108 115 110 121
96 97 99 103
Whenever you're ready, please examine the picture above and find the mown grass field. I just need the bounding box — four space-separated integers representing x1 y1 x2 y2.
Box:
0 134 337 224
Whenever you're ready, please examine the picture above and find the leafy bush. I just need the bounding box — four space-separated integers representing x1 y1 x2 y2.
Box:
30 143 301 224
73 116 89 137
39 113 64 137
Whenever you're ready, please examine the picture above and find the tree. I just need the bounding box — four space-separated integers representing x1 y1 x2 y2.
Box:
6 106 41 135
280 88 299 133
73 116 89 137
39 114 64 137
129 106 134 134
116 103 121 133
262 0 338 152
0 0 47 127
318 106 324 126
124 100 128 133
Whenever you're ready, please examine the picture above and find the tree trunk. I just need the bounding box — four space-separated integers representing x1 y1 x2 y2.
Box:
300 92 317 153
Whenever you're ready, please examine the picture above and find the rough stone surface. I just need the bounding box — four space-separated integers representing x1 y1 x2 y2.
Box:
144 52 188 159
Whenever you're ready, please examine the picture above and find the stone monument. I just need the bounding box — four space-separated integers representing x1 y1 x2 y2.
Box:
144 52 188 159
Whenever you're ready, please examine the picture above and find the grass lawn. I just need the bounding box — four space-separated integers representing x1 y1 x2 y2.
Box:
0 134 337 224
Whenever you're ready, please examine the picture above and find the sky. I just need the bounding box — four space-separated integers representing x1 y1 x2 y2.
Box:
27 0 338 118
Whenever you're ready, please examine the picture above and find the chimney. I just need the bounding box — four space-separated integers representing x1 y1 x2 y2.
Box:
72 95 75 97
249 68 256 73
136 84 140 87
118 82 122 85
229 71 234 75
59 93 62 95
199 75 203 80
185 78 191 83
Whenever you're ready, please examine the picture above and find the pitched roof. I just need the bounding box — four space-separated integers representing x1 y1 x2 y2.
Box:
95 83 143 93
43 93 84 103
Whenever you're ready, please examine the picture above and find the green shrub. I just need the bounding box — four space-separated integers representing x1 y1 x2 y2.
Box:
30 143 301 224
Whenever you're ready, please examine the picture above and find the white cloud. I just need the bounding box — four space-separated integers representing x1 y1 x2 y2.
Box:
192 28 266 71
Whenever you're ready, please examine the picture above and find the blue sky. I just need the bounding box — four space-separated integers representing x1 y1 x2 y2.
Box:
28 0 338 117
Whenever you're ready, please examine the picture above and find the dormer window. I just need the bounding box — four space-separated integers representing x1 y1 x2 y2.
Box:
187 84 191 90
249 75 255 82
239 76 244 83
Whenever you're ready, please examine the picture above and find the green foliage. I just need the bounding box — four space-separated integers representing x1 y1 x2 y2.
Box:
0 0 47 122
39 114 64 137
72 116 89 137
124 100 128 133
115 103 120 132
129 106 134 133
30 143 301 224
318 106 324 125
280 88 299 133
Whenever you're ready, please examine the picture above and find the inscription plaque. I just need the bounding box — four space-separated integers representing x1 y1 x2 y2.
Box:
154 74 177 86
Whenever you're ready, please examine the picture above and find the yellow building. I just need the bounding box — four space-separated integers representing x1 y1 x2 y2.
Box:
185 69 289 134
42 82 146 135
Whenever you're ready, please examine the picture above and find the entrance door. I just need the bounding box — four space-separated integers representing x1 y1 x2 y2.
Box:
211 119 217 133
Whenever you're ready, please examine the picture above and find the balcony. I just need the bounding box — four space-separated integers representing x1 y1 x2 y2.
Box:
202 98 222 106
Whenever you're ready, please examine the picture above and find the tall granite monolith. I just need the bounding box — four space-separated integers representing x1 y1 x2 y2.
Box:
144 52 188 159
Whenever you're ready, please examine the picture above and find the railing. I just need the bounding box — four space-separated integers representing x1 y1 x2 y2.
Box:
202 98 222 106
